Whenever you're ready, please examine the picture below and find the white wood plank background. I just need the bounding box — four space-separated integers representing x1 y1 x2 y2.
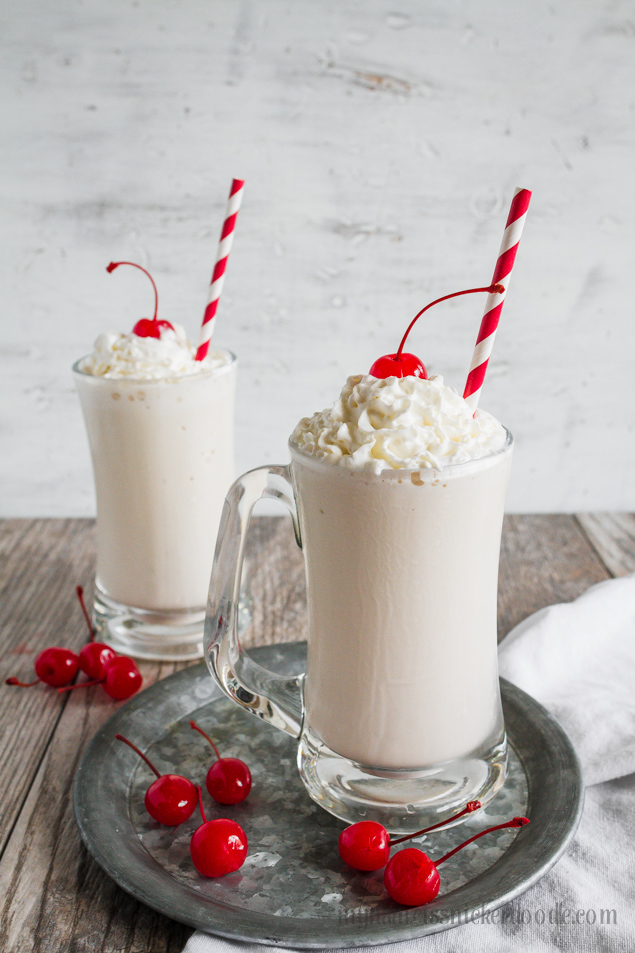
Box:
1 0 634 514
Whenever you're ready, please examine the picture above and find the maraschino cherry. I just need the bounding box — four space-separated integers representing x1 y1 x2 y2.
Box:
58 655 142 699
339 800 481 872
116 733 197 825
75 585 117 679
103 657 143 699
190 719 252 805
5 646 80 689
384 816 530 906
369 284 504 380
106 261 175 339
190 785 248 877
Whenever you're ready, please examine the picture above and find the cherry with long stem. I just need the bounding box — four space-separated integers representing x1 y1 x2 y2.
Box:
339 800 481 872
384 816 530 906
116 733 197 825
369 283 504 380
106 260 174 339
190 785 248 877
6 646 79 689
75 585 118 679
190 719 252 805
57 656 142 700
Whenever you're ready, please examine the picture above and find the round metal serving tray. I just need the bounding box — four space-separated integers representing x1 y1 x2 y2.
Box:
74 642 583 948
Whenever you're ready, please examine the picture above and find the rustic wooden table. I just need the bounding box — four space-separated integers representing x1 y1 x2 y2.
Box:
1 514 634 952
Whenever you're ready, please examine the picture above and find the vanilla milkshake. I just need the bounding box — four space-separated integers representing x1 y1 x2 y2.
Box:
75 324 236 660
204 193 529 829
205 368 512 829
291 373 510 770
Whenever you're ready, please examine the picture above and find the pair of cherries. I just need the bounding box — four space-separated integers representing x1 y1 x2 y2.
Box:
339 802 529 906
368 283 504 380
5 586 142 701
117 720 252 877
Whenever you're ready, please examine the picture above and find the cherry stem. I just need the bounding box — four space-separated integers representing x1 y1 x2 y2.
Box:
106 261 159 326
389 800 481 846
395 284 504 362
189 719 222 761
58 678 103 693
115 733 161 778
76 585 95 642
5 677 39 687
197 784 207 824
436 816 530 867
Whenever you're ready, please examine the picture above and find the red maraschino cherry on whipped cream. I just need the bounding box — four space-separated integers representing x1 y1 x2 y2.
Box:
292 283 507 471
80 260 231 380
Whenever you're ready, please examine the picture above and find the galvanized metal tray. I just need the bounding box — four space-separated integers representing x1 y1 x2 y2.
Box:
74 642 584 948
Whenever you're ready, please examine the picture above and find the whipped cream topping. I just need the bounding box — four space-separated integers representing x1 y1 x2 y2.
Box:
291 374 507 472
78 324 229 380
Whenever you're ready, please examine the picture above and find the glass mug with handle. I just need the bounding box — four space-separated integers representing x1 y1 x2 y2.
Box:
205 431 513 833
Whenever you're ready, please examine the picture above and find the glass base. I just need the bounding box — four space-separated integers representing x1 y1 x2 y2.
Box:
95 584 254 662
297 725 508 834
94 585 206 661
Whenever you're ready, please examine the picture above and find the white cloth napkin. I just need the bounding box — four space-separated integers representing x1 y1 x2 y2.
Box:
184 575 635 952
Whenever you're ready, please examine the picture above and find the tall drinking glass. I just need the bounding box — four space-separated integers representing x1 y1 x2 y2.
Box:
205 431 512 832
74 352 236 661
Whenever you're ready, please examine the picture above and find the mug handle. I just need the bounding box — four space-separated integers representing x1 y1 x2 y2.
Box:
204 465 304 738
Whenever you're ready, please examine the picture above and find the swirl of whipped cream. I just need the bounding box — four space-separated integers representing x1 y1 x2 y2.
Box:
78 324 229 380
291 374 506 472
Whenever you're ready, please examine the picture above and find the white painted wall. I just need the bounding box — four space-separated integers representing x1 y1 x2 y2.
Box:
1 0 634 515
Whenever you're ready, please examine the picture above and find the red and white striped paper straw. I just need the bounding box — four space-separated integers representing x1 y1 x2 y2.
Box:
463 187 532 410
195 178 245 362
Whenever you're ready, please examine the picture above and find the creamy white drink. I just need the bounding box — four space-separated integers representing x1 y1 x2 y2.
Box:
75 324 235 657
291 373 510 770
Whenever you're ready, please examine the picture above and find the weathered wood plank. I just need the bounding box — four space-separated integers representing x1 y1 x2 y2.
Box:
0 520 97 857
497 514 611 641
576 512 635 578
